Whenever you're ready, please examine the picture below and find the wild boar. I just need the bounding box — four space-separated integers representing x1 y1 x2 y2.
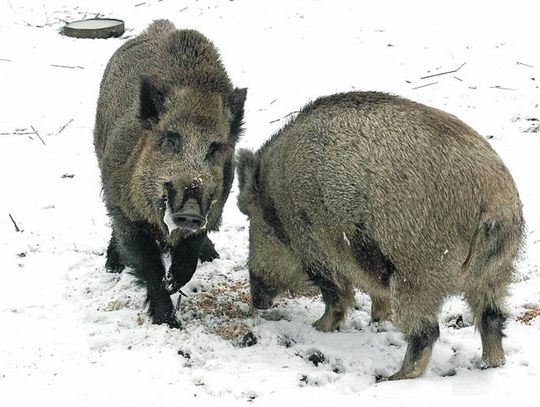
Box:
237 92 523 380
94 20 247 328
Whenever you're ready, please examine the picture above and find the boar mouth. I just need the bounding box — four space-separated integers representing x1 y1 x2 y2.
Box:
162 198 209 235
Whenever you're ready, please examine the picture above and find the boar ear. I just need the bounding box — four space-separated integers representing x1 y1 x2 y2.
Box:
236 148 258 215
139 75 170 128
228 87 247 143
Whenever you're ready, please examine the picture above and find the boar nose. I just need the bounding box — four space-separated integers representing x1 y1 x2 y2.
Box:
172 198 206 230
253 295 274 310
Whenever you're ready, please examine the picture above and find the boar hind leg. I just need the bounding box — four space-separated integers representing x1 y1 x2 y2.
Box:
114 216 179 328
388 285 442 380
464 219 517 368
388 322 440 380
105 234 125 273
198 235 220 263
305 263 355 332
465 276 510 368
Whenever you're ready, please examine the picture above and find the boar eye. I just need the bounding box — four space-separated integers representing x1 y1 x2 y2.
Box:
162 131 181 152
206 142 230 160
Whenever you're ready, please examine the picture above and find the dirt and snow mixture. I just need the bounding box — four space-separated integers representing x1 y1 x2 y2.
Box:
1 1 539 406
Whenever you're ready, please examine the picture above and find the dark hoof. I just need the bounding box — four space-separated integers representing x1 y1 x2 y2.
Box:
105 236 125 273
152 313 181 329
105 257 125 273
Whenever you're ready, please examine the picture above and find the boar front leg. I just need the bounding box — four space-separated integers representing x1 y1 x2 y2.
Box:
370 295 392 324
305 263 355 332
113 216 179 328
167 233 206 293
198 235 220 263
105 233 125 273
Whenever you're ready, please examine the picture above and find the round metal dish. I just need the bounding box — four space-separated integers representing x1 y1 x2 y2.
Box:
62 19 125 39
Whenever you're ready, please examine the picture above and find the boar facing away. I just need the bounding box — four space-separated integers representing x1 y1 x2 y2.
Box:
94 20 246 328
237 92 523 380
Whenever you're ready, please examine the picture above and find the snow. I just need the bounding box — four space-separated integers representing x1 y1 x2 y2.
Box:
66 18 122 30
163 201 179 235
1 0 539 406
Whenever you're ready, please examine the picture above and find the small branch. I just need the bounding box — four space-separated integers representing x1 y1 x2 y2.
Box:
412 81 438 90
283 110 299 119
50 64 84 69
0 58 12 62
56 119 73 136
135 2 146 7
180 7 188 12
453 76 463 82
269 110 300 124
8 213 21 232
0 131 34 135
490 85 518 91
517 61 534 68
420 62 466 80
30 125 46 145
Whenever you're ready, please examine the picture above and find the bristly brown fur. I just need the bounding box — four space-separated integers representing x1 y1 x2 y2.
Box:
237 91 523 379
94 20 247 327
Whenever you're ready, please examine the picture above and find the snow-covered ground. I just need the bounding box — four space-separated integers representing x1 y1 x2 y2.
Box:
1 0 539 405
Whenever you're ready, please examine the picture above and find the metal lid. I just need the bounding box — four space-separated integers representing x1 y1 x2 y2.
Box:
62 19 125 39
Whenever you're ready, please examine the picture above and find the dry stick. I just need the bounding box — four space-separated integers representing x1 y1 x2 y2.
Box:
30 125 46 145
0 58 12 62
412 81 438 90
135 2 145 7
51 64 84 69
420 62 466 80
490 85 518 91
517 61 534 68
8 213 20 232
56 118 74 136
283 110 299 119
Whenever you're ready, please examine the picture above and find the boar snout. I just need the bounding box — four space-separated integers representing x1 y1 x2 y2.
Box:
172 197 206 230
250 273 278 310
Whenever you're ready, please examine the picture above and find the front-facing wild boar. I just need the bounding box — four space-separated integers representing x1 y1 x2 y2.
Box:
237 92 523 380
94 20 246 328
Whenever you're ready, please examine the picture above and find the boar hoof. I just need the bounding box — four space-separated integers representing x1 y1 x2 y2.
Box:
152 314 181 329
105 237 125 273
312 314 341 332
480 353 505 369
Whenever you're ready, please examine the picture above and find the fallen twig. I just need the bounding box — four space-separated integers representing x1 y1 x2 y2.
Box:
283 110 300 120
56 119 74 136
412 81 438 90
453 76 463 82
0 58 12 62
0 131 34 135
420 62 466 80
30 125 46 145
517 61 534 68
50 64 84 69
135 2 146 7
8 213 21 232
490 85 518 91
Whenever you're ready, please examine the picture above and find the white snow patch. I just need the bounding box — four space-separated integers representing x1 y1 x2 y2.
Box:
1 0 540 405
163 200 179 236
